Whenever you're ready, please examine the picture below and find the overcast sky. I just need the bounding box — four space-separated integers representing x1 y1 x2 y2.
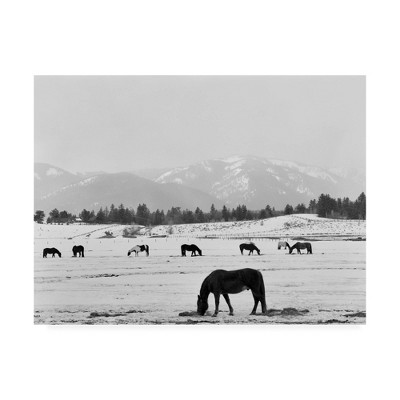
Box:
35 76 365 173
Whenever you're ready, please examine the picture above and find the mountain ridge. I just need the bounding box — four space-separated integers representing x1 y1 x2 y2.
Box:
34 156 365 213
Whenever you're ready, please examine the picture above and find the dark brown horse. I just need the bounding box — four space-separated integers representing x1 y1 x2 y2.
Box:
197 268 267 317
72 245 84 257
43 248 62 258
181 244 202 256
239 242 260 255
286 241 312 254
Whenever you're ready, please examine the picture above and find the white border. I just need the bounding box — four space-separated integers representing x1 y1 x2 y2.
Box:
1 1 399 399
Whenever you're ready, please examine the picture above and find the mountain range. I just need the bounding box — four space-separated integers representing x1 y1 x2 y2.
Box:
34 156 365 214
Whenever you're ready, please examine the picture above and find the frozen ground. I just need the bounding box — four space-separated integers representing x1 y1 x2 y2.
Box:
34 215 366 325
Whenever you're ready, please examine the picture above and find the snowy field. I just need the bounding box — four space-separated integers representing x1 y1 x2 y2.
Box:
34 215 366 325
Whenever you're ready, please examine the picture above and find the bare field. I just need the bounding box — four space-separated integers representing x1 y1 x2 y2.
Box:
34 234 366 325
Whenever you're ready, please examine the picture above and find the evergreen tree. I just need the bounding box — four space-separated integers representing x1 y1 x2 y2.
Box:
259 208 267 219
182 209 195 223
210 203 217 221
49 208 60 222
34 210 45 224
194 207 205 223
136 203 151 225
80 209 91 223
295 203 306 213
284 204 294 215
166 206 182 225
356 192 366 219
96 207 106 223
265 205 273 217
308 199 317 213
221 205 230 222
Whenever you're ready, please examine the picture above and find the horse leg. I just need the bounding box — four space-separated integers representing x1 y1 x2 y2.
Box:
212 293 220 317
251 293 260 315
222 294 234 316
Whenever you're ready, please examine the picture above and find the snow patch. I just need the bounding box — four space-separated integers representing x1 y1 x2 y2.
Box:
46 168 64 177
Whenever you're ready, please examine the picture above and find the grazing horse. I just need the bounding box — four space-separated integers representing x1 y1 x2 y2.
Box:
286 241 312 254
277 241 288 250
181 244 202 257
127 244 149 256
43 248 62 258
197 268 267 317
239 242 260 255
72 245 85 257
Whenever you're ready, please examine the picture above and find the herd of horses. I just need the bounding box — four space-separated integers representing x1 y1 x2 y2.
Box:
42 240 312 259
41 239 313 317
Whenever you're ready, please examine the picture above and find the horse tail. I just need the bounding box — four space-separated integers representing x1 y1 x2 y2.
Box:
239 244 243 255
82 247 85 257
258 271 267 312
181 245 186 256
146 245 149 256
308 243 312 254
258 271 266 298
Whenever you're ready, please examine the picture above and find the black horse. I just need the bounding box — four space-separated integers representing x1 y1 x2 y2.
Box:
127 245 149 256
286 241 312 254
72 245 85 257
197 268 267 317
239 242 260 255
43 248 62 258
181 244 202 256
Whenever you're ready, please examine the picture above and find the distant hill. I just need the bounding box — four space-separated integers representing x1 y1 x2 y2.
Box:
35 156 365 214
153 155 365 209
34 164 221 214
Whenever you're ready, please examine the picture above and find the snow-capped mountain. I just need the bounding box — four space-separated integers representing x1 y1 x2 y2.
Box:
154 155 365 209
34 163 221 214
34 156 365 214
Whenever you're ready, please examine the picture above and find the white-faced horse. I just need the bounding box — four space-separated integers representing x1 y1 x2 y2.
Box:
127 244 149 256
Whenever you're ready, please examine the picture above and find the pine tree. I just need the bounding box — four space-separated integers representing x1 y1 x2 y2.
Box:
284 204 294 215
222 205 230 221
34 210 45 224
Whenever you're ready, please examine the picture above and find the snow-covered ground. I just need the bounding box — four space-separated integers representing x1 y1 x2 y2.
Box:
150 214 366 239
35 214 366 240
34 214 366 324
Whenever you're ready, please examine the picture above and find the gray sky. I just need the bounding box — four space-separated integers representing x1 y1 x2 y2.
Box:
35 76 365 173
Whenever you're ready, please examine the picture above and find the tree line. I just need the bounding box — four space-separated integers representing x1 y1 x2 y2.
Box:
34 192 366 226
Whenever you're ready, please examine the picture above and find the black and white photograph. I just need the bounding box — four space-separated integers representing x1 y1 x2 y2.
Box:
4 1 400 399
34 75 366 325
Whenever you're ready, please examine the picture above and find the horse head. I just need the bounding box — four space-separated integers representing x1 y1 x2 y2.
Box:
256 248 261 255
127 251 131 256
198 249 202 256
197 295 208 315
